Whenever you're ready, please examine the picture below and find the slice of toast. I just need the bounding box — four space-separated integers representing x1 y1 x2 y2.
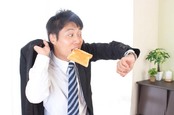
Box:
67 49 93 67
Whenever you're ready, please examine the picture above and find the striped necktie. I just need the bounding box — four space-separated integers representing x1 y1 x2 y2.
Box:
67 62 79 115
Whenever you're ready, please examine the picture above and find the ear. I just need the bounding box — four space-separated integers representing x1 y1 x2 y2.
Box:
49 34 57 44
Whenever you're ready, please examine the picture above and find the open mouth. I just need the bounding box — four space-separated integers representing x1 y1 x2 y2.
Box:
71 48 79 51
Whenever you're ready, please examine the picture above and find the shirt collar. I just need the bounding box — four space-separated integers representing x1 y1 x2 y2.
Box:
52 53 69 74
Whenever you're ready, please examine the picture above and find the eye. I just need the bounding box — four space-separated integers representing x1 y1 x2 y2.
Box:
68 34 73 37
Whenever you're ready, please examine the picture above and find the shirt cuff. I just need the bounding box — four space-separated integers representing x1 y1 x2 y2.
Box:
124 49 137 60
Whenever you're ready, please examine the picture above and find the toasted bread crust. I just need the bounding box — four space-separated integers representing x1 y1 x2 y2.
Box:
67 49 93 67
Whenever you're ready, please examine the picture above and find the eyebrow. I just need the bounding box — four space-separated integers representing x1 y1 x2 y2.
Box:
65 28 81 33
66 28 74 32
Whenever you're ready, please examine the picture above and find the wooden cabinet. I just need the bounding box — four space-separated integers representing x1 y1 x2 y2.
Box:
136 80 174 115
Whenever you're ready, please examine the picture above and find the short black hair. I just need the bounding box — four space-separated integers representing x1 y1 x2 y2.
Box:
46 9 83 41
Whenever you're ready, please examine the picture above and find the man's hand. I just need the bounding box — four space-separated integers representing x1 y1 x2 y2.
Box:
116 54 136 77
34 40 50 57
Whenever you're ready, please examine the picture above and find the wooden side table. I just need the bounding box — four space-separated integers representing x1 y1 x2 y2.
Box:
136 80 174 115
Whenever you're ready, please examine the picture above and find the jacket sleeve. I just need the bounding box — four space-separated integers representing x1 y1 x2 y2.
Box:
81 41 140 61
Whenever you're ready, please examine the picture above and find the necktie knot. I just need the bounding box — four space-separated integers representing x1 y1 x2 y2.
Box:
68 62 75 68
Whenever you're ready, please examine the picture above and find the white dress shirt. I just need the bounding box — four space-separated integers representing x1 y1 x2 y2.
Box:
25 52 87 115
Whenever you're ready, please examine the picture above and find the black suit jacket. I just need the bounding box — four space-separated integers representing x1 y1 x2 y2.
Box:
20 39 140 115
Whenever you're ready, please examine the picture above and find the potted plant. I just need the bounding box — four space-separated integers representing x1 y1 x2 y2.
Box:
148 68 157 82
146 48 170 81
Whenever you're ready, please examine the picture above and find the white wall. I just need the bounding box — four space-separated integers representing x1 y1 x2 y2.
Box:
131 0 159 115
132 0 174 115
159 0 174 72
0 0 133 115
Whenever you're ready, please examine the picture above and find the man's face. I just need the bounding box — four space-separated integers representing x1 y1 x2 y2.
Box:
51 22 83 61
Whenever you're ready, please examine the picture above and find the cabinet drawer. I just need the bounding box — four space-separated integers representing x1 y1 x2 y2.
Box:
137 85 167 115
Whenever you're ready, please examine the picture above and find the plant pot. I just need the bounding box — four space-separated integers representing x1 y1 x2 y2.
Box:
149 77 156 82
155 71 163 81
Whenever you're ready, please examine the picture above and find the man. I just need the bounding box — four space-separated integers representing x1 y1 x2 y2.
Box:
25 9 140 115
